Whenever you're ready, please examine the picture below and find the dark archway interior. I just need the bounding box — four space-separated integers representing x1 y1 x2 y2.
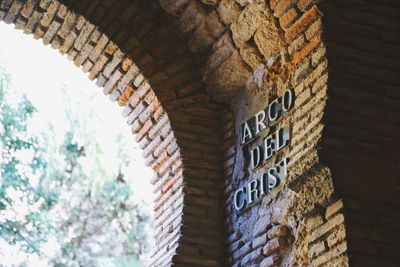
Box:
320 0 400 266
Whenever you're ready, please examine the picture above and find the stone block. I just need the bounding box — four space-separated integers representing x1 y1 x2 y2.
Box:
230 3 264 47
218 0 241 26
254 16 283 59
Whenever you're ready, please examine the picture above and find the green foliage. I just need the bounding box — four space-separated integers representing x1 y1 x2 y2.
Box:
0 68 151 267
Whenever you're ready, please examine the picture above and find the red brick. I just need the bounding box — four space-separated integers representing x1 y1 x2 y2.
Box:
280 7 298 29
298 0 315 11
285 5 321 43
291 35 321 66
117 86 135 106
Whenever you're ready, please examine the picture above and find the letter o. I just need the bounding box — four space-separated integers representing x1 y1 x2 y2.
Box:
282 89 295 112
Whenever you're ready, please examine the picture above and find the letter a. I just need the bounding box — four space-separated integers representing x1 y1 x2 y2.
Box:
242 121 253 144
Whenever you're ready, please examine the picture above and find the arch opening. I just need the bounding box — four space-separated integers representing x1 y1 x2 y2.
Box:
0 1 227 266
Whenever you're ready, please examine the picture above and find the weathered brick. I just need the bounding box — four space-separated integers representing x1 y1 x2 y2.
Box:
308 240 326 259
1 0 14 10
263 237 287 256
252 233 268 249
74 43 94 66
103 49 124 78
118 86 135 106
325 199 344 220
240 247 263 266
58 11 76 39
285 5 320 43
24 10 42 34
306 215 324 231
89 34 109 62
82 60 93 73
74 22 95 51
20 0 36 18
56 3 67 19
260 254 281 267
267 225 289 239
291 35 321 66
280 7 298 29
60 31 77 54
327 225 346 248
103 70 122 95
309 214 345 243
298 0 315 11
143 136 162 158
89 54 109 80
40 0 58 28
43 19 61 45
253 215 271 237
312 242 347 266
3 0 23 24
305 18 322 40
273 0 294 18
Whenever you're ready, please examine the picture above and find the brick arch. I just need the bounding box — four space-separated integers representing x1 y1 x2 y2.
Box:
0 1 226 266
155 0 353 266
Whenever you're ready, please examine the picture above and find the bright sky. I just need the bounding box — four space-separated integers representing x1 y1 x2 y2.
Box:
0 22 154 204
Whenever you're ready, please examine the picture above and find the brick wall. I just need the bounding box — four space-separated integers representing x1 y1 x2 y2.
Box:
320 0 400 266
2 0 399 266
209 0 350 266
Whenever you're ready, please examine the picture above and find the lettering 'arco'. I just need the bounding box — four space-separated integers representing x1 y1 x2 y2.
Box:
234 89 295 212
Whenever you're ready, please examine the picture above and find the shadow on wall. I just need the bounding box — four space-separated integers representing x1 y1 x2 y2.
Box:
320 0 400 266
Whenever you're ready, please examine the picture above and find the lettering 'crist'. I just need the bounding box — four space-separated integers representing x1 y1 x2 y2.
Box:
234 157 289 211
241 89 295 144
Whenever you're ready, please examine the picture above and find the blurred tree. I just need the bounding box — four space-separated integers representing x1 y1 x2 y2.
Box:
0 68 150 267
